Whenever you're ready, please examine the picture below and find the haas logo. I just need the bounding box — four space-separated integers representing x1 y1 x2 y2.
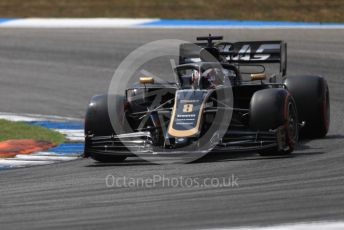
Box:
223 44 280 61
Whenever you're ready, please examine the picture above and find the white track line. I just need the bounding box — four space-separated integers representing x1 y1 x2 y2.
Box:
15 154 79 161
0 159 55 167
54 129 84 142
0 114 42 122
0 112 81 122
0 19 344 29
32 151 81 157
0 18 157 28
207 221 344 230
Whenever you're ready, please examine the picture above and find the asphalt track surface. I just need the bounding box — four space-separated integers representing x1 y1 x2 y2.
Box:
0 28 344 229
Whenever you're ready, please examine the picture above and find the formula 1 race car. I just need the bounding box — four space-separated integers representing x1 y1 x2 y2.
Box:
84 35 330 162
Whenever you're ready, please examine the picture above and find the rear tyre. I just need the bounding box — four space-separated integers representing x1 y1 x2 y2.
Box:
284 75 330 138
250 88 299 156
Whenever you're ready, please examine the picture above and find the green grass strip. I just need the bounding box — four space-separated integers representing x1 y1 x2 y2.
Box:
0 119 65 144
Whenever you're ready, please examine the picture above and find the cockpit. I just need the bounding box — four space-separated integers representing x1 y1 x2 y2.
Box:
175 63 239 90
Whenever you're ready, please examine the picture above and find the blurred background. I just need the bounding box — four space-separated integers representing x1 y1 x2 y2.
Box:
0 0 343 22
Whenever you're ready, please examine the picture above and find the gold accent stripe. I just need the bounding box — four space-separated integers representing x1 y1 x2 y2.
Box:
167 95 205 137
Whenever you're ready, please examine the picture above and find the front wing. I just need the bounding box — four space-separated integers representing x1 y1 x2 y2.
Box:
84 126 288 157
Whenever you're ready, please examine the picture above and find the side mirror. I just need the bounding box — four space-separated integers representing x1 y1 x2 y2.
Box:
250 73 266 81
139 76 154 84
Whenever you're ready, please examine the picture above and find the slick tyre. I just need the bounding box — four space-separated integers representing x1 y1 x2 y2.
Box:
84 94 127 162
250 88 299 156
284 75 330 138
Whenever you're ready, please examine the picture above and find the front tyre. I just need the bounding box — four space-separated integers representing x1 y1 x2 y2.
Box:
84 94 127 163
250 88 299 156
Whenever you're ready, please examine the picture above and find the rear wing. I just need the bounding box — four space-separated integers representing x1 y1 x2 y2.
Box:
179 41 287 76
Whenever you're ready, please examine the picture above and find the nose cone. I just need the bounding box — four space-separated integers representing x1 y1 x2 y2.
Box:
174 137 192 148
164 136 198 150
168 90 208 138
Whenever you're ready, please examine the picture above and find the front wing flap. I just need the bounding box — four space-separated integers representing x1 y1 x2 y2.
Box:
84 126 287 157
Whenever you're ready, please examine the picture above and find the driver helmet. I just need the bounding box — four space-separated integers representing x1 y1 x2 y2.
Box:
191 69 200 88
202 68 223 89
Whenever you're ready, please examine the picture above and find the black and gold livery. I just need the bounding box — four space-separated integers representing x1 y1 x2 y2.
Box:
84 35 330 162
168 90 207 138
